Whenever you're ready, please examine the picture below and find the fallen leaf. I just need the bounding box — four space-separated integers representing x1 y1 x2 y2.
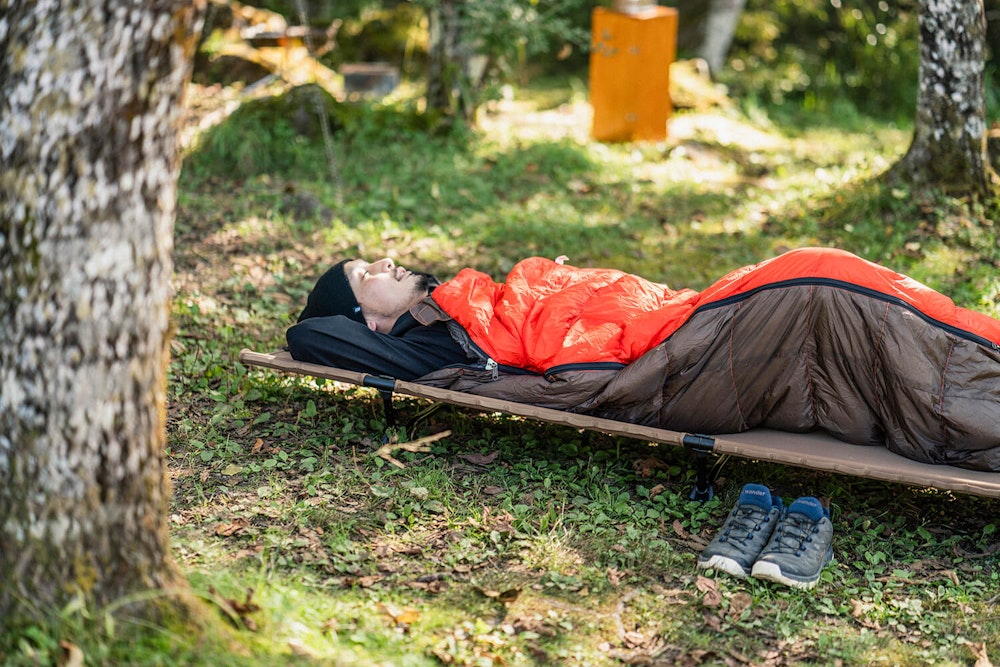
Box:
622 630 646 648
850 599 880 630
458 451 498 465
215 518 249 537
378 602 421 626
696 575 722 607
474 586 521 606
409 579 449 594
59 640 84 667
287 638 317 657
221 463 243 476
672 519 690 539
633 457 671 478
728 592 752 619
208 586 260 631
481 485 505 496
251 438 264 454
649 483 666 499
228 588 261 616
971 641 994 667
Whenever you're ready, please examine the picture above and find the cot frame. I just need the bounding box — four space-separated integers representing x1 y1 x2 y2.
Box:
239 349 1000 499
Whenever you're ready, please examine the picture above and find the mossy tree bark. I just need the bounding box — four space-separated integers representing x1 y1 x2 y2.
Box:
0 0 203 628
887 0 995 196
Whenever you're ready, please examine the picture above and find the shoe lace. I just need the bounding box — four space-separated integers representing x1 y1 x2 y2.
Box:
766 513 819 556
723 506 772 544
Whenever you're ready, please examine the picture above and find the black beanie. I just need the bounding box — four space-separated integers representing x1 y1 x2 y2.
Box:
297 259 366 324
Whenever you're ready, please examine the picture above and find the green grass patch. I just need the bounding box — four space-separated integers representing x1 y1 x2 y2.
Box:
125 78 1000 666
152 79 1000 665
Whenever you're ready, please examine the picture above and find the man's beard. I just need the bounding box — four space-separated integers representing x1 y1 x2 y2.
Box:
413 271 437 295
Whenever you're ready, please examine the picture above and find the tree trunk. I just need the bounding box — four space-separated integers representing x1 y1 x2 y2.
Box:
675 0 745 75
425 0 483 124
888 0 994 196
0 0 203 627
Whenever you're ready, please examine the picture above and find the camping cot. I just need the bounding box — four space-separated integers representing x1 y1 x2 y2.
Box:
239 349 1000 500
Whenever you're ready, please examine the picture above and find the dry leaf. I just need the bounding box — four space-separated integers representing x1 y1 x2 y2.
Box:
287 638 317 658
59 640 84 667
703 611 723 632
672 519 690 539
971 641 994 667
378 602 421 626
850 599 880 630
728 592 752 619
215 518 249 537
208 586 261 631
409 579 449 594
696 575 722 607
633 457 671 478
474 586 521 605
251 438 264 454
481 485 505 496
622 630 646 648
458 451 498 465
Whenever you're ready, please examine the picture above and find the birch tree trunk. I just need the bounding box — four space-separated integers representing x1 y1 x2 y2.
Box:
888 0 994 195
0 0 203 627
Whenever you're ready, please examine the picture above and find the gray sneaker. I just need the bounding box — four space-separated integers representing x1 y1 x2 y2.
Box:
697 483 782 578
750 496 833 590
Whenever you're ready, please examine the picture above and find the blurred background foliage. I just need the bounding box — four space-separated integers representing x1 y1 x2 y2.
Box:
204 0 1000 124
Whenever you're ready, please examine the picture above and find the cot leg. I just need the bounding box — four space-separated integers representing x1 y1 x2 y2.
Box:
377 389 397 428
689 450 715 502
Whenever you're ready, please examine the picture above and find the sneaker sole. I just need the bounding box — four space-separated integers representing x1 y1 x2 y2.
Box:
749 560 821 589
697 554 750 579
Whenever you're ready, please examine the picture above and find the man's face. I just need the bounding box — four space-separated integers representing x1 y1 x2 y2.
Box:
345 257 430 329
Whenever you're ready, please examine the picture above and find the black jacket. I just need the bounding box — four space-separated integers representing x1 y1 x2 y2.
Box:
286 311 468 381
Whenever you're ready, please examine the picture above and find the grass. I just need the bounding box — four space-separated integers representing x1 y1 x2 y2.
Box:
5 77 1000 665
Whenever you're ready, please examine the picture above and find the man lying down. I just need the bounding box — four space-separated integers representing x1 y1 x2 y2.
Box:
285 247 1000 472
